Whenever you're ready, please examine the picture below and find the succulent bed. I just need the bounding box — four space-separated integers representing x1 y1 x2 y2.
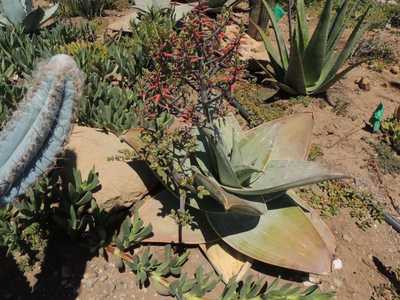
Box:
0 0 400 299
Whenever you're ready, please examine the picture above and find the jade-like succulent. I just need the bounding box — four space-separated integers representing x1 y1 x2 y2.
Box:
0 0 59 32
0 54 83 204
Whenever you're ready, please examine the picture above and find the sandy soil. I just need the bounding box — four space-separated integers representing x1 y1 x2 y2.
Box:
1 2 399 299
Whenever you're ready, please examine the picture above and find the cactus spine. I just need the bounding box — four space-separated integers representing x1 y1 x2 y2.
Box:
0 54 84 204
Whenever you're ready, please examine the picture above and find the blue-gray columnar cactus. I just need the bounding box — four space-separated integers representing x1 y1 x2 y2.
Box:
0 54 84 204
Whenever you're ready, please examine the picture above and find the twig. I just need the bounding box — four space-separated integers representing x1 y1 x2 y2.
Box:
327 122 366 149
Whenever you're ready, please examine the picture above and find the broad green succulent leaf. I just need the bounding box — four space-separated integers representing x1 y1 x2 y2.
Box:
1 0 26 25
267 113 313 160
41 3 59 25
194 171 267 215
205 192 333 274
222 160 345 196
196 113 346 197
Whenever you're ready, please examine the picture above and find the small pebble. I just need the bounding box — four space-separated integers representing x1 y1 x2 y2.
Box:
332 258 343 270
390 66 399 74
342 233 352 242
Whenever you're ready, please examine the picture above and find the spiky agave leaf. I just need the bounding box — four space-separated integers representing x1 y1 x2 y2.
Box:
0 54 84 204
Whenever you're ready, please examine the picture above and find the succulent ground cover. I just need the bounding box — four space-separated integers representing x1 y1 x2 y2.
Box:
0 0 400 300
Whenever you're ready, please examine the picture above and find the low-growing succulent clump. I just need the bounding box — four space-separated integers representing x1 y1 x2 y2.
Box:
308 143 324 161
381 113 400 155
299 181 385 230
233 81 288 127
373 141 400 175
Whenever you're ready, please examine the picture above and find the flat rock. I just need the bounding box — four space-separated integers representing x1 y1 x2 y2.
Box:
138 190 217 244
65 126 159 211
107 9 138 32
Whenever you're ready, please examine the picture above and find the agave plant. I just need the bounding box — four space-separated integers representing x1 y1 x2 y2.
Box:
0 0 59 32
256 0 369 95
133 0 193 23
0 54 83 204
124 113 346 275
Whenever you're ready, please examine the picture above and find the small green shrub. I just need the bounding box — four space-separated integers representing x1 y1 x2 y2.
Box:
299 181 385 230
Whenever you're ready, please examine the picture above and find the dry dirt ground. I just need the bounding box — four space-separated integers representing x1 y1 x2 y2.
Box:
0 2 400 300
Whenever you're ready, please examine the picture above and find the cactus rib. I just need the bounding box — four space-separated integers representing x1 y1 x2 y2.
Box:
0 54 84 204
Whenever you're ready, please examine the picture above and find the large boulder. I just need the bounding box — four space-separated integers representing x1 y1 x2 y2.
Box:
65 126 159 211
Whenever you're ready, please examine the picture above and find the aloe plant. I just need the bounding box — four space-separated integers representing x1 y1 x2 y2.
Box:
257 0 370 95
0 54 83 204
190 113 345 274
0 0 59 32
125 113 346 275
133 0 193 23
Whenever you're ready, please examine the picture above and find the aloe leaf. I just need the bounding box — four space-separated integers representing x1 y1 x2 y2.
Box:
232 165 263 186
206 193 333 274
327 0 349 52
260 0 289 69
238 122 277 172
172 3 193 21
276 81 298 95
267 113 314 161
296 0 309 52
135 0 170 11
194 171 267 215
303 0 332 86
317 7 369 91
222 160 346 196
40 3 59 25
253 20 286 79
0 55 83 203
0 15 10 26
313 59 367 94
0 0 27 25
204 130 242 188
230 129 243 168
284 31 307 95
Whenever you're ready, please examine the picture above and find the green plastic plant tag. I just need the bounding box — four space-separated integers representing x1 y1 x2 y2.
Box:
273 4 285 22
369 102 384 133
